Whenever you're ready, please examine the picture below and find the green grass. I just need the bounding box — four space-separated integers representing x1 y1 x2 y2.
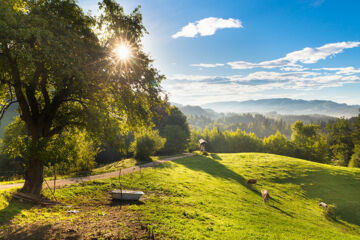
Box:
0 154 182 185
1 153 360 239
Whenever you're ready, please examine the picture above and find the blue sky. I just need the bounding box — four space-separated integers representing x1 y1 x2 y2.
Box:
79 0 360 105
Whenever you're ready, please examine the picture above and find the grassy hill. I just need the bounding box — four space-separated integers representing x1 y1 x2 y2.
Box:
1 153 360 239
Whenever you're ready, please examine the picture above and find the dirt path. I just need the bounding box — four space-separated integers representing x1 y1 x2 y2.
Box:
0 153 193 191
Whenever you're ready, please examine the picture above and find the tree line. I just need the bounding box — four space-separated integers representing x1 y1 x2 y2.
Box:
189 114 360 168
187 113 333 139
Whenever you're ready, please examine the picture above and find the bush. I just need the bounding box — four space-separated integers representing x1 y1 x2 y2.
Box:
130 130 166 161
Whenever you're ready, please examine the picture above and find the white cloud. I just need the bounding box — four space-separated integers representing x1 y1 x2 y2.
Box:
317 67 360 75
170 74 217 81
172 17 243 39
164 70 360 105
190 63 225 68
228 41 360 70
280 66 308 71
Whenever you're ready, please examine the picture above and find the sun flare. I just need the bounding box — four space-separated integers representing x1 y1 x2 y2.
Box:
114 45 131 60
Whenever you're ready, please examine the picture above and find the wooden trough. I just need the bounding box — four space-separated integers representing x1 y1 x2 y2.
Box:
111 190 144 201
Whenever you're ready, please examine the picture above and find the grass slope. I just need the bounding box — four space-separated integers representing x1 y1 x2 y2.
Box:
1 153 360 239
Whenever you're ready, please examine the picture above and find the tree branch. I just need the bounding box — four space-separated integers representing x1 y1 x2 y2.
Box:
4 47 32 124
25 62 43 118
41 71 50 109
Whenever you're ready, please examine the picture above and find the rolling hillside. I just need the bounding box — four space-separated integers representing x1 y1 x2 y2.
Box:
1 153 360 239
202 98 360 117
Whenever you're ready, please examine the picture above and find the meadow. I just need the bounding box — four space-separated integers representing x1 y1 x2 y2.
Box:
1 153 360 239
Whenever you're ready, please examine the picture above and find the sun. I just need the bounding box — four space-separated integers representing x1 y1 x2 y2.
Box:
114 45 131 60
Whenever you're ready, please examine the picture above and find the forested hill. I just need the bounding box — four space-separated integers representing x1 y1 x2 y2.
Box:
177 104 337 138
201 98 360 117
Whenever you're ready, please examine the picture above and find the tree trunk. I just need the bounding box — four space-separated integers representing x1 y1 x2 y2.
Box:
21 157 44 197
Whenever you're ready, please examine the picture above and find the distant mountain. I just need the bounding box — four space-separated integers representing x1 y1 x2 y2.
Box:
202 98 360 118
177 105 220 119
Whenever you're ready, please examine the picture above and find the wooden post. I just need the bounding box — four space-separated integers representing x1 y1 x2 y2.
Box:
53 167 56 194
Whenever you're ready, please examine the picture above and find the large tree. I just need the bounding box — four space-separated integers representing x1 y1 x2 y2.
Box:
0 0 164 196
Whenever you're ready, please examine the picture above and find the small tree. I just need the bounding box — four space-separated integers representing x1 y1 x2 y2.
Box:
155 106 190 154
130 130 166 161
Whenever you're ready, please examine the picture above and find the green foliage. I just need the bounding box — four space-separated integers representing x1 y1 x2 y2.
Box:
263 131 294 155
352 112 360 145
155 106 190 155
0 153 24 180
291 121 328 162
193 127 262 153
45 128 98 175
0 0 164 194
1 118 98 175
187 112 292 139
188 129 202 152
160 125 188 154
327 118 354 166
348 145 360 168
188 121 330 164
1 117 31 161
291 121 319 143
130 130 166 161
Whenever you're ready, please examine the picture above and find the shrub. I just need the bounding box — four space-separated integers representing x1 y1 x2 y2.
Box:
130 130 166 161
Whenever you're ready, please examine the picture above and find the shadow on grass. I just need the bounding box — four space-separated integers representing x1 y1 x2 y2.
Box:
210 153 222 160
271 167 360 226
1 224 77 240
174 155 260 195
269 204 294 218
0 198 33 226
110 199 145 207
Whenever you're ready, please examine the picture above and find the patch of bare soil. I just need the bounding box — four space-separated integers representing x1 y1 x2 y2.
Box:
0 199 155 240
